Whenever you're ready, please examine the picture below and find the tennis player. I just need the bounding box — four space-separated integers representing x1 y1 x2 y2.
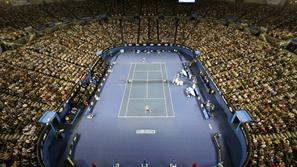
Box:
145 105 152 113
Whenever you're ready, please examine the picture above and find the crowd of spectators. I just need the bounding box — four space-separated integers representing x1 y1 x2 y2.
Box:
0 0 296 44
0 0 296 166
189 20 297 166
0 22 108 166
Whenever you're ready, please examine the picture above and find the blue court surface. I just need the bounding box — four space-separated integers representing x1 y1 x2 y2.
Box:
73 52 232 167
118 62 174 118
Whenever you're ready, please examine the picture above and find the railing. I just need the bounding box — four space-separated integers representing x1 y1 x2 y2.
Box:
36 125 48 167
241 125 252 167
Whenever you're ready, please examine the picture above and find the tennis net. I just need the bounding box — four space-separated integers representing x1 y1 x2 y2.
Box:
127 79 167 83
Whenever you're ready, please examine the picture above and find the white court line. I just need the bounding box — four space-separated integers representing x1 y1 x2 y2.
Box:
125 63 136 116
164 63 176 117
117 63 133 118
208 123 213 130
129 98 165 100
118 115 176 118
146 72 149 99
160 63 168 117
135 62 164 64
134 70 161 72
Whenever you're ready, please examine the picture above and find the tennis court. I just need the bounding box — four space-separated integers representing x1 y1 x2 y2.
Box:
118 62 175 118
73 52 232 167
